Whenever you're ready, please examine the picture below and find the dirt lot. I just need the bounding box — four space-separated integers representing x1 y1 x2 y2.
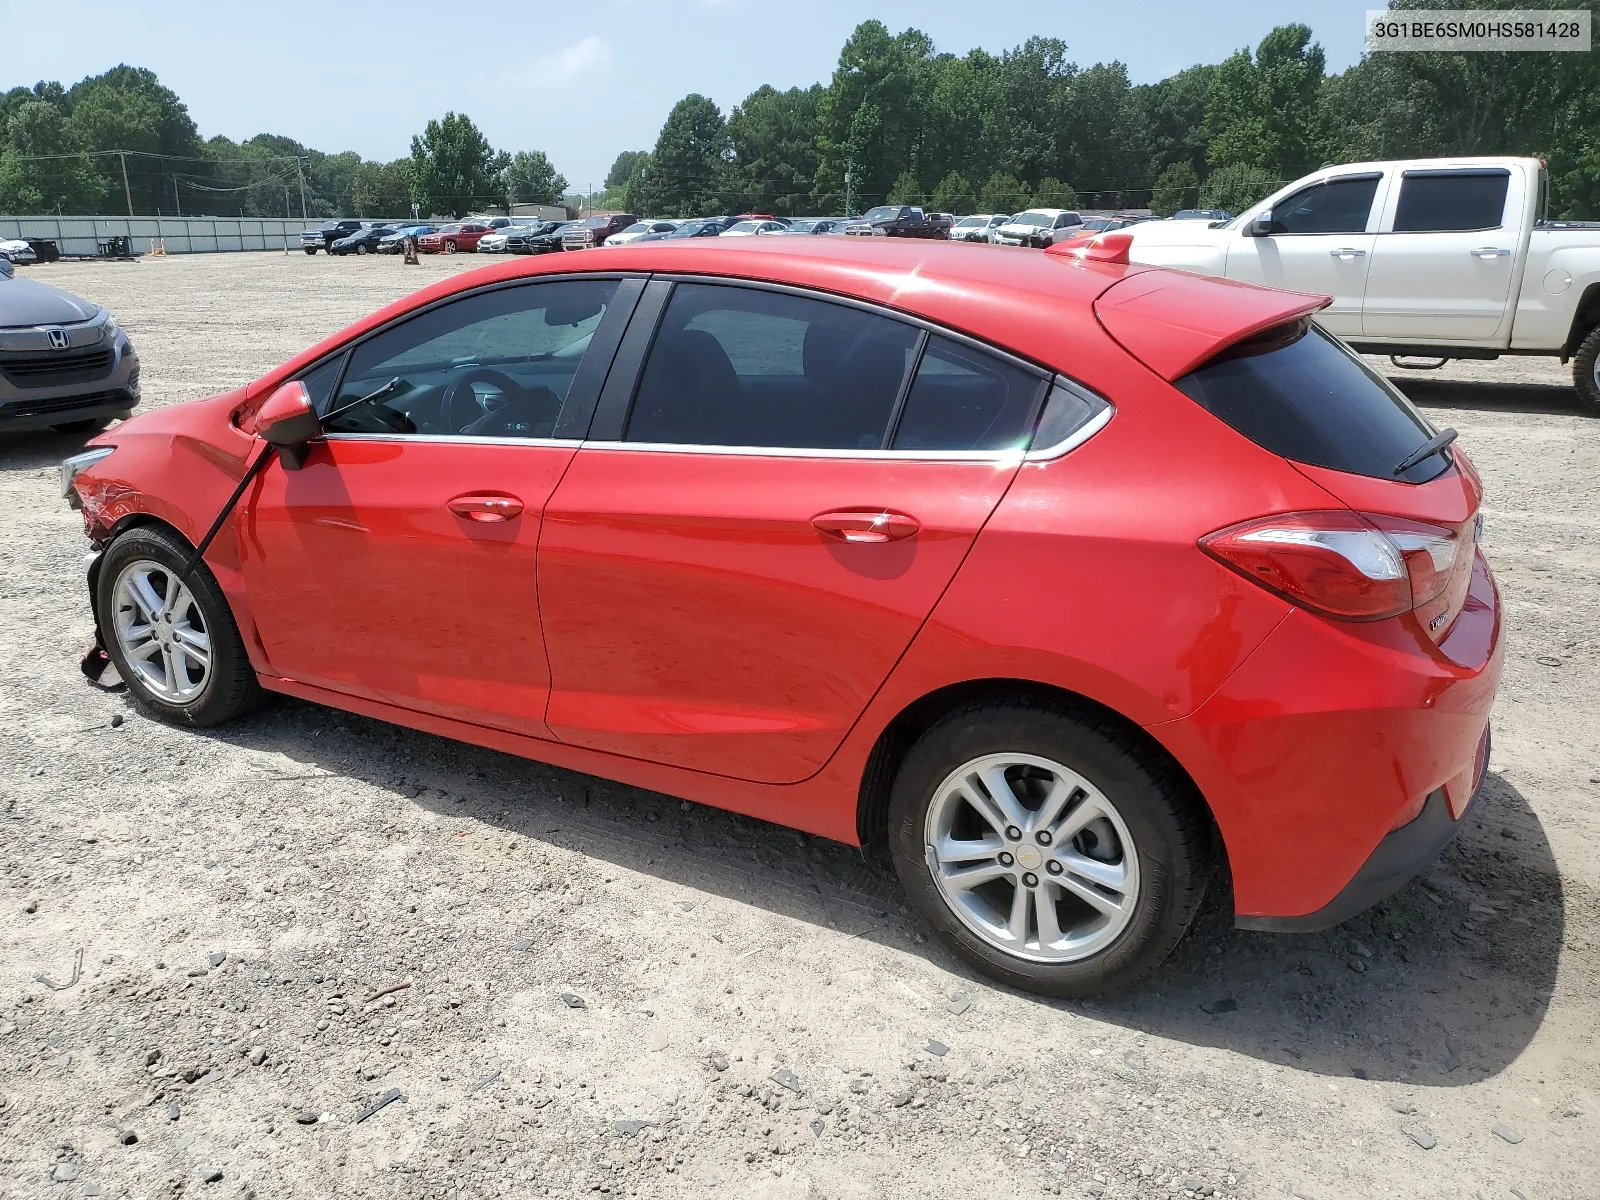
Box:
1 251 1596 1200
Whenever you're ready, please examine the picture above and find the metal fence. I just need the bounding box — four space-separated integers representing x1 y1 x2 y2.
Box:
0 215 318 256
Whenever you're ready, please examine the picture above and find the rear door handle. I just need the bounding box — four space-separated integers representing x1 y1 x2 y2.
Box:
1470 247 1511 258
1328 247 1367 258
448 493 523 523
811 509 919 543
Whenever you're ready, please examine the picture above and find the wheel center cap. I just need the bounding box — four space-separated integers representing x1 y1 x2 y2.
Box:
1016 845 1044 871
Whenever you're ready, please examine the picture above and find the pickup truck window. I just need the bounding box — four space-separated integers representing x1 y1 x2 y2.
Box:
1175 322 1447 484
1269 176 1380 235
1393 170 1509 233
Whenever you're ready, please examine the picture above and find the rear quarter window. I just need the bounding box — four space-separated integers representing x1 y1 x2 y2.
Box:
1174 323 1449 483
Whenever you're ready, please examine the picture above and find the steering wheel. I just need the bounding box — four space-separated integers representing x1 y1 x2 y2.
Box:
441 368 526 435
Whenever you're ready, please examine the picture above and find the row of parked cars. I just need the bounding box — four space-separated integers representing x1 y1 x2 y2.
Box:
295 205 1237 260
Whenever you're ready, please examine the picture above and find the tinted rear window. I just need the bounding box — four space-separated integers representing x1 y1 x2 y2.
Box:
1394 171 1509 232
1174 324 1448 483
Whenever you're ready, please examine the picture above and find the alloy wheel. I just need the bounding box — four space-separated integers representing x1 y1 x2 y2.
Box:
110 559 211 703
923 752 1140 963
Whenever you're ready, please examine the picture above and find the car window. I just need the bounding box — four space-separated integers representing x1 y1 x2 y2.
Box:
294 353 346 412
890 336 1045 452
1393 171 1510 232
324 280 619 439
626 283 920 450
1268 176 1380 235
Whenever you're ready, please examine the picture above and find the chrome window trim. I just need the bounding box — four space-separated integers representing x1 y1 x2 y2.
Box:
578 439 1028 462
1023 403 1113 462
320 432 575 448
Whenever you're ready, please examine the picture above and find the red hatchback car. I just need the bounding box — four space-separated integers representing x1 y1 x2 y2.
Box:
416 222 492 254
62 235 1501 996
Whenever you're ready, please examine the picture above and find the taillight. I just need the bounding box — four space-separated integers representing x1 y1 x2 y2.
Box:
1200 510 1462 622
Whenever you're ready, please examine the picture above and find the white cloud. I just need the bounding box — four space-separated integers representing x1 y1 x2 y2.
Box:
492 37 612 90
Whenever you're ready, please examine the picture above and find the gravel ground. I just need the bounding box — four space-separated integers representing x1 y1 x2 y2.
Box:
1 251 1596 1200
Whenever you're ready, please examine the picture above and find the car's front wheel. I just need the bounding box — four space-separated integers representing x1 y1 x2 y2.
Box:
444 240 458 254
888 696 1212 998
96 525 262 728
303 247 317 255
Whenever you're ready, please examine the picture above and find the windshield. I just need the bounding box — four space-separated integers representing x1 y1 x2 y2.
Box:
583 216 610 228
667 222 707 236
1012 213 1052 227
954 217 985 227
863 206 900 221
618 223 650 235
786 220 817 232
727 221 762 233
439 225 462 234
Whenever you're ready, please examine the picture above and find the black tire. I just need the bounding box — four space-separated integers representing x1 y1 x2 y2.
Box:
303 246 317 255
95 524 263 728
1573 324 1600 415
887 695 1212 998
357 244 369 255
51 417 110 434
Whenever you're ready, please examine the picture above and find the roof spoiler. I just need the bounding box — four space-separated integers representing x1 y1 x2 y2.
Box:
1093 269 1332 381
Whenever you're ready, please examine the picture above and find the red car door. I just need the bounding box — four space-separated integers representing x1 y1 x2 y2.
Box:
538 280 1049 784
239 276 638 737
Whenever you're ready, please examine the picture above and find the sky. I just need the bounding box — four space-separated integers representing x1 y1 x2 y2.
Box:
3 0 1380 192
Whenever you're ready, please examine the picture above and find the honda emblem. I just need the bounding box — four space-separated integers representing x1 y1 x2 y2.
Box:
46 328 69 350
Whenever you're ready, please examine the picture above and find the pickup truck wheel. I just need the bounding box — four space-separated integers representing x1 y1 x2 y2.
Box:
1574 325 1600 415
303 247 317 255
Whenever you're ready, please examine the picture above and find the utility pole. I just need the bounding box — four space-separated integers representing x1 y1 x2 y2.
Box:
844 168 853 218
294 157 308 220
173 176 182 218
118 152 134 216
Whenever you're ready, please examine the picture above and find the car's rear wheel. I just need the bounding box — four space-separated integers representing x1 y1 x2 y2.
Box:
887 696 1212 998
96 525 262 728
357 243 369 255
1573 324 1600 415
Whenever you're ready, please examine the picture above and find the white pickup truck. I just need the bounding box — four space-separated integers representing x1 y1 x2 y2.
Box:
1121 157 1600 411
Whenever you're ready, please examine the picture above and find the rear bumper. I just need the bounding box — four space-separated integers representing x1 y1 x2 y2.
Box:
1150 550 1503 922
1236 731 1487 932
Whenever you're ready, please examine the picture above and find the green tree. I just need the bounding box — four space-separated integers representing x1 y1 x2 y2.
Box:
409 112 508 218
1133 64 1216 182
1149 160 1200 216
605 150 649 191
727 84 823 215
815 21 937 208
1033 177 1078 209
886 170 922 205
636 93 729 215
66 65 204 214
353 159 413 218
977 171 1027 214
1198 162 1278 213
929 170 975 214
1206 25 1325 178
505 150 567 205
0 100 107 213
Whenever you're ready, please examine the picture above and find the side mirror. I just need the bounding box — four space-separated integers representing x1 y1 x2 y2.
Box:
256 380 322 470
1249 209 1275 237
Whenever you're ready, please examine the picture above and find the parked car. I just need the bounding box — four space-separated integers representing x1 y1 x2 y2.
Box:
635 219 723 243
779 218 846 235
507 221 574 254
561 214 640 250
0 238 37 264
467 217 515 232
329 225 397 256
2 262 139 433
993 210 1085 248
376 225 437 254
950 215 1005 243
927 213 955 237
299 220 364 255
1120 156 1600 410
843 206 948 238
416 222 493 254
608 221 681 246
63 235 1501 998
721 219 788 237
478 227 531 254
1171 209 1231 222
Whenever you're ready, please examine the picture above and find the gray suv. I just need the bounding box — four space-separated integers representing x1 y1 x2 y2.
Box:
0 258 139 434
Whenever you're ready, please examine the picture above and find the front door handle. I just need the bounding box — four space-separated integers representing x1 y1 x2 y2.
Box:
811 509 919 543
1328 247 1367 258
1470 247 1511 258
448 493 523 523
